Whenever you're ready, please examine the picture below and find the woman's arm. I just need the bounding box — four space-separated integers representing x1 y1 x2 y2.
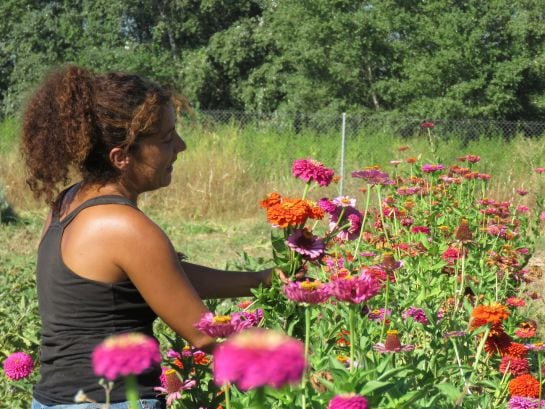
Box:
180 261 272 299
95 208 218 353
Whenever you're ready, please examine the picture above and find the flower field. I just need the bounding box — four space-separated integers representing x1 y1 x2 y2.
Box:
4 144 545 408
156 154 545 408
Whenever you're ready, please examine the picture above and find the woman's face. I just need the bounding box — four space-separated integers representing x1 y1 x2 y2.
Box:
125 103 186 193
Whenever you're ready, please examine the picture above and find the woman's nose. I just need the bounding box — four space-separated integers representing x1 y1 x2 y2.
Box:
175 133 186 153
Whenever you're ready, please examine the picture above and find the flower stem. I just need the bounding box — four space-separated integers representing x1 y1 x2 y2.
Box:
376 187 391 248
470 327 490 381
353 185 372 258
125 375 139 409
380 274 390 341
349 306 356 373
539 351 543 407
224 384 231 409
301 182 310 200
255 386 266 409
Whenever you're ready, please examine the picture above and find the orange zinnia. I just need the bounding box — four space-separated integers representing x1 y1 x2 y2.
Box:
260 192 282 209
508 374 540 398
265 196 322 228
470 303 509 329
505 342 528 359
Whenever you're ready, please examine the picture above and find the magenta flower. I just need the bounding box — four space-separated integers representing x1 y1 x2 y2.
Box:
402 307 429 325
535 167 545 174
421 163 444 173
213 328 306 390
241 309 264 327
374 330 414 353
283 280 331 305
328 393 369 409
195 312 252 338
396 186 421 195
3 352 34 381
411 225 430 234
465 154 481 163
155 367 196 406
286 229 325 260
330 273 381 304
92 333 161 381
516 205 530 213
352 168 394 185
329 206 363 241
367 308 391 322
292 159 335 186
508 396 545 408
318 198 337 213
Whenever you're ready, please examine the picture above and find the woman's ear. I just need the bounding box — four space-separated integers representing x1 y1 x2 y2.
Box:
109 147 131 171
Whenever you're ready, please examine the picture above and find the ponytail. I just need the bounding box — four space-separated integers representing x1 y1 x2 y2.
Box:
21 65 96 203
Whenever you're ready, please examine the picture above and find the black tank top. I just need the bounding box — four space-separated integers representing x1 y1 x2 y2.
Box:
33 191 161 404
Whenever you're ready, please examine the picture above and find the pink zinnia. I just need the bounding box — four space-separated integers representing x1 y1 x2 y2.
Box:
333 196 357 208
411 225 430 234
535 167 545 174
328 393 369 409
442 247 463 265
330 273 381 304
3 352 34 381
155 367 196 406
286 229 325 260
367 308 391 322
477 173 491 180
402 307 429 325
499 355 529 377
516 205 530 214
509 396 545 408
292 159 335 186
195 312 252 338
352 168 394 185
213 328 306 390
507 297 526 308
283 280 331 305
318 198 338 213
466 154 481 163
241 309 263 326
374 330 414 353
92 333 161 381
329 206 363 241
421 163 444 173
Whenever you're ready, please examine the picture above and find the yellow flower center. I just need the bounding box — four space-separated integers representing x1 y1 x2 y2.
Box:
336 354 349 363
300 281 322 291
213 315 231 324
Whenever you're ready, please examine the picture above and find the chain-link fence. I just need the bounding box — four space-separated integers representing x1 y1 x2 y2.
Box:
185 110 545 140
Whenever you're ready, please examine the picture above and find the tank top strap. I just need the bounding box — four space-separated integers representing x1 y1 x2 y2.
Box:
59 195 138 227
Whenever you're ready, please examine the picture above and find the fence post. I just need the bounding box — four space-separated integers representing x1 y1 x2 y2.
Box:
339 112 347 196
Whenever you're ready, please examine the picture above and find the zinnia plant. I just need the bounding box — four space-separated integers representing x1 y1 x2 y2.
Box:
2 352 34 381
92 332 161 409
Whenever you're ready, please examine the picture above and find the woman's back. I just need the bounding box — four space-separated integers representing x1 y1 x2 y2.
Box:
34 189 160 404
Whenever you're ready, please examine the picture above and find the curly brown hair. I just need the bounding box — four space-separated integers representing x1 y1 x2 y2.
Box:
21 65 174 204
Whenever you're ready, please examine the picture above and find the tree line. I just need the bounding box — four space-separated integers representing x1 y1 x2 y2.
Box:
2 0 545 120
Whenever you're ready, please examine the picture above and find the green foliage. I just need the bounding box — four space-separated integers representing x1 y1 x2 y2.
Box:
3 1 545 119
0 219 41 408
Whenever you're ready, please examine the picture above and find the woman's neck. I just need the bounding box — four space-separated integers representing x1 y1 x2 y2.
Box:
77 181 139 204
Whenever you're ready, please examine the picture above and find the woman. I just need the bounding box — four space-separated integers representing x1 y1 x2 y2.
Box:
22 65 271 408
